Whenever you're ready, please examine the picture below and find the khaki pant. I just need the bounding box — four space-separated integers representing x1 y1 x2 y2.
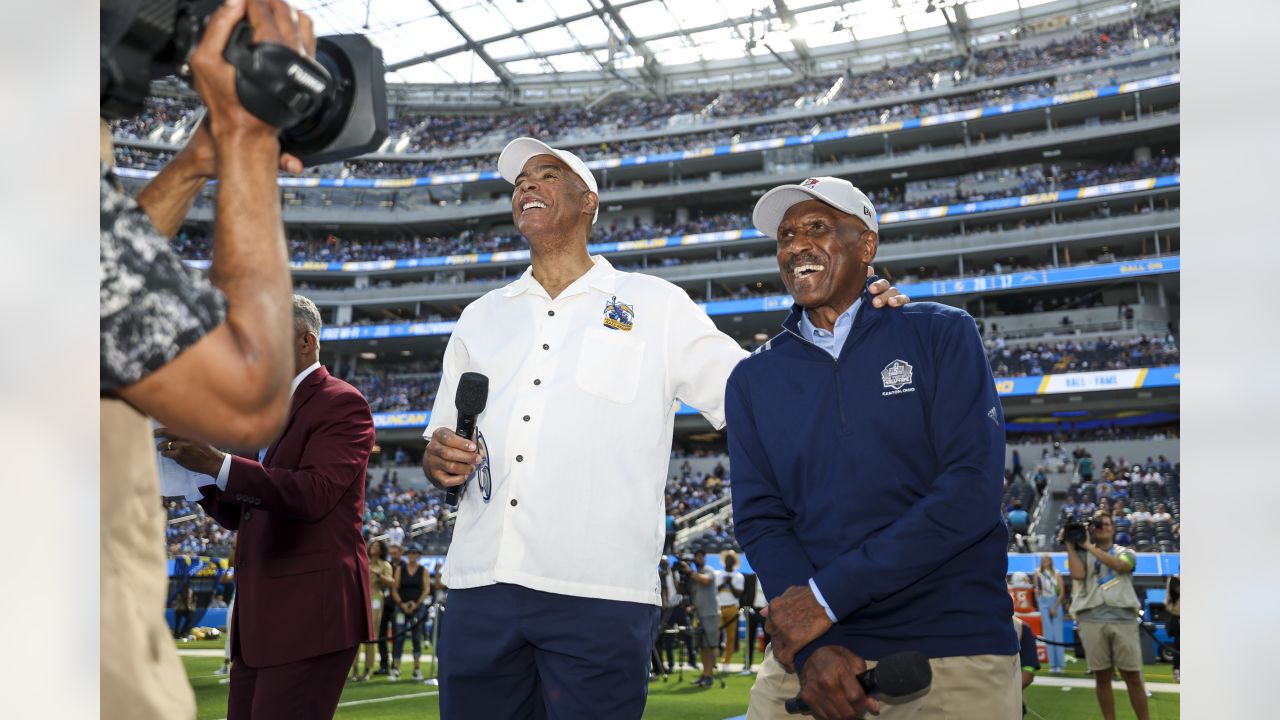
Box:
1077 621 1144 673
101 399 196 719
720 605 741 663
747 644 1020 720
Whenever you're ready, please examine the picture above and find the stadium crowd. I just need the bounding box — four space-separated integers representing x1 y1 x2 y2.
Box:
111 8 1178 173
163 155 1175 265
163 445 739 559
987 334 1179 377
1058 453 1181 551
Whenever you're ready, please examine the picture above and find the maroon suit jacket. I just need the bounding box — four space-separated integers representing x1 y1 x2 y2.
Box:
199 366 375 667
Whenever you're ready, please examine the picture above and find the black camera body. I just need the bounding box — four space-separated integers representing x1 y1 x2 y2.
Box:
1062 517 1089 548
101 0 387 166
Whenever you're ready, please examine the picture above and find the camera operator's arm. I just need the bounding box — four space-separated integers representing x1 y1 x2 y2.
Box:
117 0 312 449
133 123 218 238
1066 538 1087 581
135 121 306 239
1084 541 1136 574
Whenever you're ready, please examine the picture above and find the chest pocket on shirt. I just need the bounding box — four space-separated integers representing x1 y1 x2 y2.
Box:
575 327 646 404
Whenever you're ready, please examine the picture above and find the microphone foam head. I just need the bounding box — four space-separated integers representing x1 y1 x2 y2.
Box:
875 651 932 697
455 372 489 416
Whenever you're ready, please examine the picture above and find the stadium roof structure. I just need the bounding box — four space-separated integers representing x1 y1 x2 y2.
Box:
293 0 1154 102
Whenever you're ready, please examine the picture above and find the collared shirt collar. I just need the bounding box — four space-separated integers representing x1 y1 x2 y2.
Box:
502 254 616 298
798 298 862 360
291 361 322 396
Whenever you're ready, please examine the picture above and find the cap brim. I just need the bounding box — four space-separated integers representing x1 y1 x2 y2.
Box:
752 185 842 239
498 137 560 185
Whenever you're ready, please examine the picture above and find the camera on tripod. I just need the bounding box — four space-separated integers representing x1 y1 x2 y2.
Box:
101 0 388 166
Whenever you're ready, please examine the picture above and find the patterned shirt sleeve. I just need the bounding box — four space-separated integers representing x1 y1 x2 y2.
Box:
100 163 227 391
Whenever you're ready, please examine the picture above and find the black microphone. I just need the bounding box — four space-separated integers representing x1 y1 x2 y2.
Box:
784 650 932 715
443 372 488 507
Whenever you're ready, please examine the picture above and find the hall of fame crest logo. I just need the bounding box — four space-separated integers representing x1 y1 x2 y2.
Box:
881 359 915 396
602 296 635 331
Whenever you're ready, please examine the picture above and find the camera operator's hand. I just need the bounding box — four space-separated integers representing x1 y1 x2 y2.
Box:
177 118 306 180
189 0 316 142
423 428 483 488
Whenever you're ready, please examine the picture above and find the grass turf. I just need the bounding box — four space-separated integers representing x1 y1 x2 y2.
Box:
183 639 1180 719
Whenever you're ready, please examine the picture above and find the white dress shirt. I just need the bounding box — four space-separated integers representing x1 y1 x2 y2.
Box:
425 256 747 605
215 361 321 488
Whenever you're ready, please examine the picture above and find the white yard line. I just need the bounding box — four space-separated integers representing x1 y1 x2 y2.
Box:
1032 676 1180 694
216 690 440 719
334 690 440 707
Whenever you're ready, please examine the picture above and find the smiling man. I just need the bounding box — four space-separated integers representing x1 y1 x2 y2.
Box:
727 177 1020 720
418 137 750 719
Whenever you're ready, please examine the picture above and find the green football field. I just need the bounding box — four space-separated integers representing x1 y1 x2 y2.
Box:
181 638 1179 719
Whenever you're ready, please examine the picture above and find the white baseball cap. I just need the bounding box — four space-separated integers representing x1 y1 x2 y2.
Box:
498 137 599 224
752 176 879 239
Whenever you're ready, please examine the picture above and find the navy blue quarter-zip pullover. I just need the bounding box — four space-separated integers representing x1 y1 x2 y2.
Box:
727 288 1016 671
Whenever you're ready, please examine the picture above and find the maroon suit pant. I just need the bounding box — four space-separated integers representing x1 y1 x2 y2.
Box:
227 644 359 719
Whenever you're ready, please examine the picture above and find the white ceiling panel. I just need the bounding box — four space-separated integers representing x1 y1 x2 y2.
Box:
294 0 1093 84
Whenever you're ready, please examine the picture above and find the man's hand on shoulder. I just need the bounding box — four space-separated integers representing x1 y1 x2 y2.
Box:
798 645 881 720
867 266 910 309
764 584 834 673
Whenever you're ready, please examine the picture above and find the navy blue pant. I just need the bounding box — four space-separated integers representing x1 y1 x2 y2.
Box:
438 583 660 720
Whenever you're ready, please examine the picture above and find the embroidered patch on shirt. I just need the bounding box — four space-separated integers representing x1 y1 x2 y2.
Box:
881 359 916 396
602 296 635 331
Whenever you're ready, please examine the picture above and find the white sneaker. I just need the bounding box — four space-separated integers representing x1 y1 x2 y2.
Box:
389 668 400 681
213 664 230 676
412 669 424 680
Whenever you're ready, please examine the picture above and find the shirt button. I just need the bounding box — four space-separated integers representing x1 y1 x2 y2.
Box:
523 415 530 422
533 378 541 386
243 511 251 520
542 343 550 350
516 455 524 462
547 310 555 317
510 499 518 507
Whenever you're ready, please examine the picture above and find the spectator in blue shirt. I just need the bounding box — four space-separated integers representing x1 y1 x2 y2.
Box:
1008 501 1030 534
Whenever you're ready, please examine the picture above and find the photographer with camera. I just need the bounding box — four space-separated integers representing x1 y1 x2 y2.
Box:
677 551 721 687
1063 511 1149 720
717 551 746 667
100 1 323 718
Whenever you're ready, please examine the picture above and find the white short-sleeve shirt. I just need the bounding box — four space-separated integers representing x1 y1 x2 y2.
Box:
425 256 747 605
716 570 746 607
